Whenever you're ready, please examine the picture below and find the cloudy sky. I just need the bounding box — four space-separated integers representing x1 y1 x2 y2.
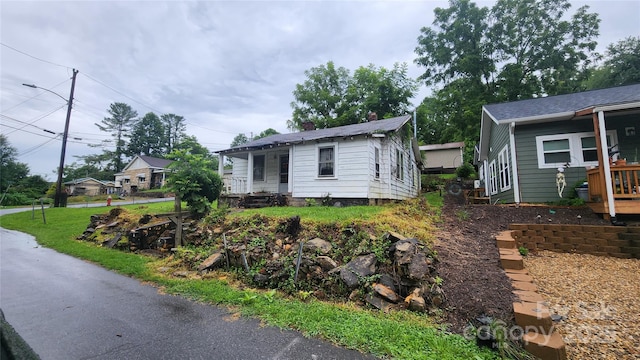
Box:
1 0 638 180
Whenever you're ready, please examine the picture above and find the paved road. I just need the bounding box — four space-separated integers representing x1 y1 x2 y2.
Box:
0 210 373 359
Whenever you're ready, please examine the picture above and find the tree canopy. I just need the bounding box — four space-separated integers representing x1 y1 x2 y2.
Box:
127 112 166 157
413 0 601 154
289 62 418 130
586 36 640 89
94 102 138 172
166 149 222 218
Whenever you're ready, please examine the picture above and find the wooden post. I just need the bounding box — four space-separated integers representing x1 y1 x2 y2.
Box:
174 195 182 247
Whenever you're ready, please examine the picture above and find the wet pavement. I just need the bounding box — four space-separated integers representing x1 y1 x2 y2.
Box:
0 211 374 359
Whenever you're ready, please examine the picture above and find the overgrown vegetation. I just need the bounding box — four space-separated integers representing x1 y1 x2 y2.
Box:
0 200 500 359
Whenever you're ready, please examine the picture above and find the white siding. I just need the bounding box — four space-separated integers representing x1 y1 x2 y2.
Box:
292 140 370 198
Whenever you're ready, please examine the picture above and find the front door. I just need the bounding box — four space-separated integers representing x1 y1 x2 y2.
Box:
278 154 289 193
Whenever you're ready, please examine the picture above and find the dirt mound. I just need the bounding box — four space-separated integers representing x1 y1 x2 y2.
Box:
434 195 609 333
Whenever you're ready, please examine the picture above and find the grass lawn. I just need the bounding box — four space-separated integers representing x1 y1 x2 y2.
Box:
0 199 497 360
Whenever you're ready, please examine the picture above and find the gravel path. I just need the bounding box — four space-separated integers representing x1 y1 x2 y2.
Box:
524 251 640 359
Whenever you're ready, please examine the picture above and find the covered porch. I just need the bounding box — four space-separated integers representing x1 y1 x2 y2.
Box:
578 103 640 221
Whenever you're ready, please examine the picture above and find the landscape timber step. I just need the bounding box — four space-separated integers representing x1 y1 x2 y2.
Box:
513 301 553 334
522 331 567 360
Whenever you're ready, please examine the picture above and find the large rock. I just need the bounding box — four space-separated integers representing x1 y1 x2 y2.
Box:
197 252 224 272
305 238 332 254
405 288 426 312
373 283 399 303
340 254 377 289
392 239 418 265
315 256 338 271
408 252 431 280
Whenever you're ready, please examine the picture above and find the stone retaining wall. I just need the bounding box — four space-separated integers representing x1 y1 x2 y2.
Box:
508 224 640 259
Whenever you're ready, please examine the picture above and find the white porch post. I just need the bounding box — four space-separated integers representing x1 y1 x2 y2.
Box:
288 147 293 193
218 154 224 177
247 152 254 194
509 122 521 204
597 111 616 219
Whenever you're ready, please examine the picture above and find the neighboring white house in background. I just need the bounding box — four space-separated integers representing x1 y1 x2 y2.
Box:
115 155 173 194
419 142 465 173
215 114 423 206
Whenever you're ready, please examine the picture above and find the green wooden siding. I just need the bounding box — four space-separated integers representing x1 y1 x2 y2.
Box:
487 121 514 202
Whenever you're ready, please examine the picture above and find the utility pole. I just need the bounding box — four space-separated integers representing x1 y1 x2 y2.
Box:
54 69 79 207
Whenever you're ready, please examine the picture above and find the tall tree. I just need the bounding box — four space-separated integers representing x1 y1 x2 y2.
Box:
161 113 187 153
230 133 249 148
174 135 218 169
0 134 29 192
127 112 166 157
414 0 600 150
253 128 280 140
289 61 417 130
586 36 640 89
94 102 138 171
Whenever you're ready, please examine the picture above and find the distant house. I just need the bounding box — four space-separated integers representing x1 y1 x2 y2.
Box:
216 115 422 206
64 178 115 196
477 83 640 219
419 142 464 173
115 155 173 194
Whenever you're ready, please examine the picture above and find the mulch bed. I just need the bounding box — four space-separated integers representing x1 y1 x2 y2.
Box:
525 251 640 359
434 194 610 334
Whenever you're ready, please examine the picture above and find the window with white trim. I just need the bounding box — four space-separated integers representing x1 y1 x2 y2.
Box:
535 131 617 169
488 160 498 195
253 155 265 181
395 148 404 180
318 146 335 177
498 145 511 191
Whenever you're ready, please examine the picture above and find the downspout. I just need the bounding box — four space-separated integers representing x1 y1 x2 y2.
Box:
509 122 521 204
597 111 616 220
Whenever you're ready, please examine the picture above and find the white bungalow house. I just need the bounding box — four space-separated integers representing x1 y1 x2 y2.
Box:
114 155 173 195
216 115 422 206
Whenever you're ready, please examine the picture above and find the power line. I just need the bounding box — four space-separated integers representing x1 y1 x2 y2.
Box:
1 42 72 69
81 72 164 114
20 137 60 157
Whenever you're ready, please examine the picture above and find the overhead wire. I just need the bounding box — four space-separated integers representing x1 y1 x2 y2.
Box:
1 42 72 69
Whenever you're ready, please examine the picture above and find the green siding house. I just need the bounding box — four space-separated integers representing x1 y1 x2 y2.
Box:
477 83 640 220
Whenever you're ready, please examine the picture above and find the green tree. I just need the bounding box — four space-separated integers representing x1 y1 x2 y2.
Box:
253 128 280 140
94 102 138 171
174 135 219 169
0 134 29 192
62 161 114 182
127 112 166 157
166 149 222 218
230 133 249 148
289 61 417 130
586 36 640 89
161 113 187 153
414 0 600 152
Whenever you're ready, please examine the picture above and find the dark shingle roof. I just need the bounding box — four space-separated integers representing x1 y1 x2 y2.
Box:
484 83 640 123
218 115 411 154
139 155 173 168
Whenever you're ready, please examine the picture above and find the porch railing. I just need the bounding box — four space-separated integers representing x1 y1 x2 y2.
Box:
230 176 248 194
587 164 640 201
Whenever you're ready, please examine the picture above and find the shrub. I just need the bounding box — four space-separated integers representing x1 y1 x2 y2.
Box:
455 163 475 179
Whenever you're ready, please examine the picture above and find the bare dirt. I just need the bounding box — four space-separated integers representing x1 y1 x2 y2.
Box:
434 194 610 334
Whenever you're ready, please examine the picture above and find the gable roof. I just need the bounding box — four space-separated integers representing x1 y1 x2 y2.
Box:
217 115 412 155
64 177 111 186
478 84 640 161
483 83 640 124
138 155 173 168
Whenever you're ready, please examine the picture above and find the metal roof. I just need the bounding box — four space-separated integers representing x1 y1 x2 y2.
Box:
217 115 412 155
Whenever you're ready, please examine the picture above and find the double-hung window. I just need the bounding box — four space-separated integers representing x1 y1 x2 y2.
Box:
318 146 335 177
498 145 511 191
395 149 404 181
253 155 265 181
374 147 380 179
488 160 498 195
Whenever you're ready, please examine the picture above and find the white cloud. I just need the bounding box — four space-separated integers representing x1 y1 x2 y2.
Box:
1 0 637 179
